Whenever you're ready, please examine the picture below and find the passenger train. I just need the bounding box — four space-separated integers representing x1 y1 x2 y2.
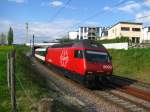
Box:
34 40 113 86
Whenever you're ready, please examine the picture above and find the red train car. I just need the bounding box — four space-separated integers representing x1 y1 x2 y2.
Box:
45 40 113 84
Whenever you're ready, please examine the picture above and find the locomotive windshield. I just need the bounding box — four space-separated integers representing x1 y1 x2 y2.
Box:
85 50 110 63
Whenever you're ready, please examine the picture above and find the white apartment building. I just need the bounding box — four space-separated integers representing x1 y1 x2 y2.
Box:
141 27 150 43
78 26 103 40
108 22 143 43
68 31 78 40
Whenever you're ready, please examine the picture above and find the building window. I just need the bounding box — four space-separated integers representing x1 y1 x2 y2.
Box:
81 27 83 33
92 37 95 40
96 27 99 33
132 28 141 31
148 27 150 32
121 27 130 31
84 27 87 32
88 37 91 40
77 36 79 40
132 37 140 43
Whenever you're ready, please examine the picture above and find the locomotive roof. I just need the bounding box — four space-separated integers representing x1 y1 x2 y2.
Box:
51 39 106 50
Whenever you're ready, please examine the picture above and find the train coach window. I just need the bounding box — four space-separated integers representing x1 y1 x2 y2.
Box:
74 50 83 58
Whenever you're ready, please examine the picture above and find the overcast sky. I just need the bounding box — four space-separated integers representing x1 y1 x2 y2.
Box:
0 0 150 43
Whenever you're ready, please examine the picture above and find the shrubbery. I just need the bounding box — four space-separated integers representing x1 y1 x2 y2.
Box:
97 37 129 44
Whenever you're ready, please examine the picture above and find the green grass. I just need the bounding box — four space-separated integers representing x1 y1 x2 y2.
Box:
109 48 150 83
0 45 14 51
0 45 51 112
0 45 75 112
0 46 13 111
14 46 51 111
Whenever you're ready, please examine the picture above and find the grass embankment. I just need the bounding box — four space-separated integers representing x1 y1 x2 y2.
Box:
0 45 80 112
109 48 150 83
0 45 51 112
0 46 13 112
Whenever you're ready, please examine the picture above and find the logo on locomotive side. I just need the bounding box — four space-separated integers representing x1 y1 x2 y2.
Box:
60 50 69 67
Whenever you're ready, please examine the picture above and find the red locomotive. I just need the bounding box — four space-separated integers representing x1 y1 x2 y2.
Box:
43 40 113 85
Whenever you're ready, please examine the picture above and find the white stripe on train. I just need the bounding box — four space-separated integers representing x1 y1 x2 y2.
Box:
35 48 46 51
35 54 45 61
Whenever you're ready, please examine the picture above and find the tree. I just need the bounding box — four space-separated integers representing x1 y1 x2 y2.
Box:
7 27 14 45
0 33 7 45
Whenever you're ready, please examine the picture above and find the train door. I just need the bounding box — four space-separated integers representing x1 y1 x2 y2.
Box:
73 50 85 75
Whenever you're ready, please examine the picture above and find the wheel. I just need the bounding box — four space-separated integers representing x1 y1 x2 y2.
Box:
84 77 96 89
84 80 93 89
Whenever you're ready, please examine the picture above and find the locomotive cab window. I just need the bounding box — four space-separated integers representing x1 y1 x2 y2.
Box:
85 50 110 63
74 50 83 58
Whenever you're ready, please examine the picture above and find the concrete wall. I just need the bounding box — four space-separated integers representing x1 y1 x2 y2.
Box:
103 42 128 50
68 31 78 40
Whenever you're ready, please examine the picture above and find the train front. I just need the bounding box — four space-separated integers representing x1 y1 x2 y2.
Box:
84 49 113 81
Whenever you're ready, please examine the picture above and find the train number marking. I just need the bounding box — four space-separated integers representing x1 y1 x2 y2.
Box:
60 50 69 67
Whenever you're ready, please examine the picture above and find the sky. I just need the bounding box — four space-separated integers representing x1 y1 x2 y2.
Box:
0 0 150 43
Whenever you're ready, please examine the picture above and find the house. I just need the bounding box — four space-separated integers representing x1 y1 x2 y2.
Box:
141 27 150 43
78 26 103 40
68 31 79 40
107 22 142 43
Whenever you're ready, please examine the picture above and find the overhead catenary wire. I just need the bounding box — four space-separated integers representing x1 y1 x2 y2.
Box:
50 0 72 22
52 0 130 37
53 0 144 37
69 0 128 28
127 13 150 22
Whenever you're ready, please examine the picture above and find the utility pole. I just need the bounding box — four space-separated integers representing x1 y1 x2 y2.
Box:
30 39 32 48
25 22 29 44
7 53 10 89
32 34 35 57
10 50 17 112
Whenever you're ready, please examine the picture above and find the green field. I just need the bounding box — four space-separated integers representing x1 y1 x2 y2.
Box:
109 48 150 83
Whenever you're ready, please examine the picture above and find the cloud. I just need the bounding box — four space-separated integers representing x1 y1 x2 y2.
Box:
144 0 150 7
0 19 78 43
0 20 11 32
118 1 141 13
41 1 76 10
49 1 63 7
103 6 112 11
135 11 150 26
8 0 27 3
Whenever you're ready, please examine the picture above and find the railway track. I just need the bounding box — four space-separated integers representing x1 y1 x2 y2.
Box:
94 90 149 112
110 75 150 93
29 55 150 112
93 80 150 112
46 61 150 112
106 76 150 102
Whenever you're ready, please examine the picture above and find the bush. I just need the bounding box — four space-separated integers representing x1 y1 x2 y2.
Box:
98 37 129 44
